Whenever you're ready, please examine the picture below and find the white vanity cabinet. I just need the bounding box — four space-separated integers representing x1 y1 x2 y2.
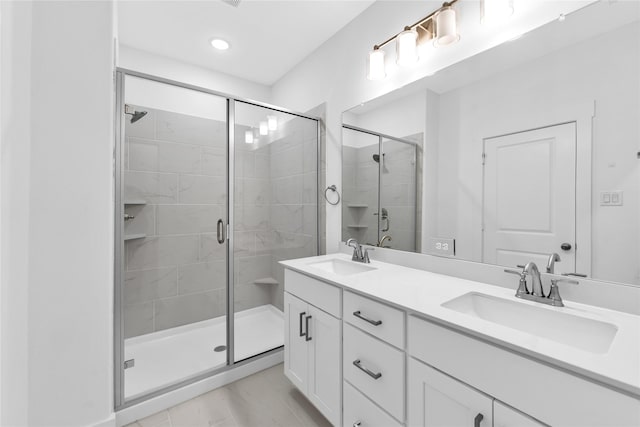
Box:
284 270 341 426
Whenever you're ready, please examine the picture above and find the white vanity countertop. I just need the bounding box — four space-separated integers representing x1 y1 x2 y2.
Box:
280 253 640 397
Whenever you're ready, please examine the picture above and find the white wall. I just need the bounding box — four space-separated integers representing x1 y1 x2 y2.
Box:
119 45 271 104
1 1 116 425
271 0 592 253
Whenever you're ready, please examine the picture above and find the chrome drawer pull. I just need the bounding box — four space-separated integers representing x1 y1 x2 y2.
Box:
353 359 382 380
353 311 382 326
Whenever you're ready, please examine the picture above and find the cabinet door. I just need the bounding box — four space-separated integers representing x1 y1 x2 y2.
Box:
408 359 493 427
494 401 547 427
307 305 341 426
284 292 309 392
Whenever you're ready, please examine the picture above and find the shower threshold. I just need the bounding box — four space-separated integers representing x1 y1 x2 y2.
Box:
124 304 284 399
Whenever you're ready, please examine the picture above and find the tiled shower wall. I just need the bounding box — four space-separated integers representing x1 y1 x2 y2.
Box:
123 106 318 339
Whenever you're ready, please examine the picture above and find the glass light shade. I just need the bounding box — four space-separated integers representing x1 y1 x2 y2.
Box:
367 49 386 80
245 130 254 144
259 121 268 135
396 28 419 66
267 115 278 131
481 0 514 24
435 6 459 46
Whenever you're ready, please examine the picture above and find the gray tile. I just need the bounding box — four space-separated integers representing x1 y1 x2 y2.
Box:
234 254 272 286
200 233 227 262
124 267 178 305
124 204 155 237
178 261 226 294
129 138 202 174
157 205 221 235
270 205 303 234
302 205 317 236
271 177 302 205
154 289 225 331
233 283 271 312
202 147 227 176
124 106 155 140
242 178 270 206
126 236 200 271
125 171 178 204
234 205 269 232
179 175 226 204
302 172 317 204
270 145 303 178
128 410 171 427
123 302 154 339
156 110 226 146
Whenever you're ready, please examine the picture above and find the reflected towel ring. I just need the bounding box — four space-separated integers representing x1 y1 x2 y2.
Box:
324 185 341 205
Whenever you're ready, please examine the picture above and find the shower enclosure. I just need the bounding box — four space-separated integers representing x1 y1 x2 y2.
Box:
342 125 421 252
114 70 319 408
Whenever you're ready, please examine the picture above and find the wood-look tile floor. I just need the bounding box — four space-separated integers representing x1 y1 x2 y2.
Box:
125 363 333 427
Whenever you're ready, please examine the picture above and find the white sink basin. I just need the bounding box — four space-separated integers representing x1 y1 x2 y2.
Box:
442 292 618 354
308 259 376 276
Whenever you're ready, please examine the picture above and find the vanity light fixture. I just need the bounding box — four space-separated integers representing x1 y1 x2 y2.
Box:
210 38 230 50
267 115 278 131
367 0 459 80
245 129 254 144
259 121 268 136
480 0 514 24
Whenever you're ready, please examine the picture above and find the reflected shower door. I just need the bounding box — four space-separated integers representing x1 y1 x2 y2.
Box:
341 128 380 246
232 101 318 362
119 74 229 401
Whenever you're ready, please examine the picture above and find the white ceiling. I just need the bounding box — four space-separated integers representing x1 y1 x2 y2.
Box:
117 0 376 86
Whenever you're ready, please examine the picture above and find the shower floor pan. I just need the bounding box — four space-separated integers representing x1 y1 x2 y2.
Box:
124 304 284 399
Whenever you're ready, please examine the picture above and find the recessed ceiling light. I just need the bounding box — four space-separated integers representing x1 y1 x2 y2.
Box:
210 38 230 50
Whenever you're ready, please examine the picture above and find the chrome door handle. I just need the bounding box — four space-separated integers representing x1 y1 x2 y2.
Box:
474 413 484 427
353 311 382 326
216 219 225 244
305 315 312 341
299 312 306 337
352 359 381 380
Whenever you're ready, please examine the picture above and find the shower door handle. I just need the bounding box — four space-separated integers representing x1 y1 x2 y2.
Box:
216 219 226 244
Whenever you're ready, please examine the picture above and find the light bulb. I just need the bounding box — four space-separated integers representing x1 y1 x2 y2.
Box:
267 115 278 131
435 6 459 46
245 130 254 144
210 38 230 50
481 0 514 24
367 48 386 81
259 121 268 136
396 28 419 66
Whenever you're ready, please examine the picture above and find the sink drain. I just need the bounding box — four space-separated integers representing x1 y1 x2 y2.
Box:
214 345 227 352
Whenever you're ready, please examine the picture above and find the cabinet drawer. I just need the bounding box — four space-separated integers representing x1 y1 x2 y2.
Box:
343 323 404 421
284 269 341 318
343 291 404 348
343 381 402 427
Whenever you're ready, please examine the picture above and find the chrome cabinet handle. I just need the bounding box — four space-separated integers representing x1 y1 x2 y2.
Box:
216 219 226 244
474 413 484 427
305 315 312 341
352 359 381 380
353 422 361 427
299 312 306 337
353 311 382 326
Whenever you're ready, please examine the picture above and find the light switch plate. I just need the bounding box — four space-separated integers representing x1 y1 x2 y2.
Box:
429 237 455 257
600 191 623 206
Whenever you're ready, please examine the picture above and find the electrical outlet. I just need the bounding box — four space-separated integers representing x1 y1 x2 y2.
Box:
600 191 623 206
429 237 455 257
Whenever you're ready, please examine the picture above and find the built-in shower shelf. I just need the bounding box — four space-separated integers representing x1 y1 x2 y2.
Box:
346 225 368 229
254 277 279 285
124 200 147 205
347 204 368 208
124 233 146 241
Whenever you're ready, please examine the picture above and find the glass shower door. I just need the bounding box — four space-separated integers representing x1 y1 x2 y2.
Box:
118 74 229 401
232 101 319 362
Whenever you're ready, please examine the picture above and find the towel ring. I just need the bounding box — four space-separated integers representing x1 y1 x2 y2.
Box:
324 185 341 206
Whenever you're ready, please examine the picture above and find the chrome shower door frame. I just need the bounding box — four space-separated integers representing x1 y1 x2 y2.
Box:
113 69 321 410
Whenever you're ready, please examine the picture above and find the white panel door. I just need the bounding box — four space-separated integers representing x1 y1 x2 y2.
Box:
283 292 308 392
307 305 341 427
408 359 493 427
483 123 576 272
494 401 547 427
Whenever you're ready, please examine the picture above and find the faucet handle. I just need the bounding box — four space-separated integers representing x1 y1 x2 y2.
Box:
505 268 529 297
363 247 374 263
548 277 579 307
561 272 587 278
504 268 525 277
553 277 579 285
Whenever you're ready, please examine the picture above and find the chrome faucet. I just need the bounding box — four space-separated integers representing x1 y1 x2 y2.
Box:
546 253 561 274
346 238 373 263
378 234 392 248
505 261 579 307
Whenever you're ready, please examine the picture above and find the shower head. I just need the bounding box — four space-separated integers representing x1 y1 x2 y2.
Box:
129 110 148 124
372 153 385 163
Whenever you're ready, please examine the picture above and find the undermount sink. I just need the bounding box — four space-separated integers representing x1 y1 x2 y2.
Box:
308 258 376 276
442 292 618 354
